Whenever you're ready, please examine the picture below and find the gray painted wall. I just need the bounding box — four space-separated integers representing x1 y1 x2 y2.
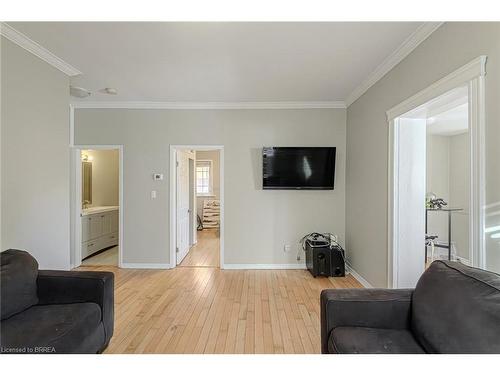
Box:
75 108 346 266
449 133 470 261
346 22 500 286
1 37 70 269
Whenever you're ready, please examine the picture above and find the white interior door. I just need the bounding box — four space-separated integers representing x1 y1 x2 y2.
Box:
394 118 427 288
176 150 191 264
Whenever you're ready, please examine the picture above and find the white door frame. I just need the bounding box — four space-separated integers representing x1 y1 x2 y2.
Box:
170 145 224 269
71 145 124 269
387 56 487 288
188 157 197 247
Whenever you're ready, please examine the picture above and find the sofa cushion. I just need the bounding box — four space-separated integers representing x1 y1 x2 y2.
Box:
0 303 104 354
329 326 425 354
0 249 39 320
412 260 500 353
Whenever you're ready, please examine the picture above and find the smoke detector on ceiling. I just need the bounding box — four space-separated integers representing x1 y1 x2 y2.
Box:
70 86 118 98
99 87 118 95
70 86 91 98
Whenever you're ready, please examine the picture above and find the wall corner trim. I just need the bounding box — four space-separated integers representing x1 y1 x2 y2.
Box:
346 22 444 107
0 22 82 77
346 264 374 288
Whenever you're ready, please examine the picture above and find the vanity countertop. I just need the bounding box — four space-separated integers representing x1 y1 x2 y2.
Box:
81 206 119 216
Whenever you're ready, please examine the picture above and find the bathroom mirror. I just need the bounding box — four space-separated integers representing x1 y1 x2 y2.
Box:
82 161 92 206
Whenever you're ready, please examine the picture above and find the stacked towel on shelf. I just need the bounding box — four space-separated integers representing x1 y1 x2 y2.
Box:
203 199 220 229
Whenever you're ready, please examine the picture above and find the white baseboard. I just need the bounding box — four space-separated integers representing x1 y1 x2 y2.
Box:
346 263 373 288
455 256 471 266
121 263 172 269
223 263 307 270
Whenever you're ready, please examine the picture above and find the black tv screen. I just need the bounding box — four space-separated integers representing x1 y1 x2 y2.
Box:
262 147 336 190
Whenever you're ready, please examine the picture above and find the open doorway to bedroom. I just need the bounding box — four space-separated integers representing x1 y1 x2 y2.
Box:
170 146 223 269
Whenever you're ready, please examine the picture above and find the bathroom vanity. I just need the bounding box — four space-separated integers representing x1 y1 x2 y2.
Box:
81 206 119 259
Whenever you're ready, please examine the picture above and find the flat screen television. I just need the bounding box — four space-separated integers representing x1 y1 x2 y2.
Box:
262 147 336 190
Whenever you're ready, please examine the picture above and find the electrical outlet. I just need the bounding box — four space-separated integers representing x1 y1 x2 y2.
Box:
284 244 291 253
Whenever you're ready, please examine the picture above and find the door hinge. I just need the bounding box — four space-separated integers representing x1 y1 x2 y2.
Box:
176 161 179 167
176 247 179 253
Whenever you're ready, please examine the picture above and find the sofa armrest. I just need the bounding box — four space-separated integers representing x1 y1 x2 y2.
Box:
320 288 413 353
37 270 114 345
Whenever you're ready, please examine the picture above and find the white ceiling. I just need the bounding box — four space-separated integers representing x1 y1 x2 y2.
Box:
8 22 424 103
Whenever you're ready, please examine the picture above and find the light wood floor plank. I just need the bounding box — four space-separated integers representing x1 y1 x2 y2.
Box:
179 230 219 268
77 264 362 354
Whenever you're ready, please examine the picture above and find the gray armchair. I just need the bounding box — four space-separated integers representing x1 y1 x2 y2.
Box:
1 249 114 354
321 260 500 354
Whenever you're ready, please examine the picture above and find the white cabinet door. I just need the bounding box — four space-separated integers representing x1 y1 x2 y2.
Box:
83 240 99 258
89 214 103 240
110 211 119 233
101 213 112 236
81 209 119 260
82 217 91 242
176 151 190 265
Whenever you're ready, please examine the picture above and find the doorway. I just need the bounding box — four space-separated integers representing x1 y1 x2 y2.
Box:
391 87 471 286
71 145 123 268
387 56 486 288
170 146 224 269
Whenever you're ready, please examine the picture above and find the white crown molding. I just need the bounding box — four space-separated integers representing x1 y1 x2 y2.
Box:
0 22 81 76
346 22 444 107
71 101 346 110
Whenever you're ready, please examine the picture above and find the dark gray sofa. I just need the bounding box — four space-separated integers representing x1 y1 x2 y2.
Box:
321 260 500 354
1 249 114 354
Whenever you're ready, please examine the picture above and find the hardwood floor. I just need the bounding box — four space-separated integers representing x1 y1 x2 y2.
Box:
77 264 362 354
179 230 219 268
81 246 118 266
